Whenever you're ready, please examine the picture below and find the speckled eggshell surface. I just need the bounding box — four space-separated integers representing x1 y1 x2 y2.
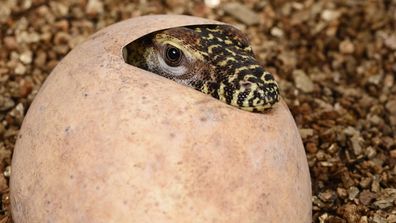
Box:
10 15 312 223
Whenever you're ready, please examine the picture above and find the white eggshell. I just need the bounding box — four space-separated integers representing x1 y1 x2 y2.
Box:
10 15 311 223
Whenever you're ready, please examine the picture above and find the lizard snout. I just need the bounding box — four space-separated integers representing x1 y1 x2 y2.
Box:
218 70 279 112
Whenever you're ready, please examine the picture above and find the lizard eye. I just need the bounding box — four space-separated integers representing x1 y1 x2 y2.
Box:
164 45 183 67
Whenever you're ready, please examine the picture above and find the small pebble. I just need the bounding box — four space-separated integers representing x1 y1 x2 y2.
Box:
348 186 360 200
384 34 396 50
204 0 220 8
385 99 396 115
339 39 355 54
3 36 18 50
293 70 315 93
14 63 27 75
365 146 377 159
321 9 340 21
0 175 7 191
337 187 348 198
350 134 362 156
16 31 40 43
0 96 15 111
3 166 11 178
223 3 260 25
387 215 396 222
318 190 336 203
359 177 372 189
86 0 104 16
359 190 376 205
372 215 388 223
299 128 314 139
373 198 394 209
368 74 382 85
19 79 33 98
270 27 284 38
390 150 396 158
19 51 33 64
306 142 318 153
34 51 47 67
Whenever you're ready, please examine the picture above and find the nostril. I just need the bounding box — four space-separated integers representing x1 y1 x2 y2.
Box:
240 82 252 89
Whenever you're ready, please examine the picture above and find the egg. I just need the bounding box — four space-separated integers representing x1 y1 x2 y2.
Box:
10 15 312 222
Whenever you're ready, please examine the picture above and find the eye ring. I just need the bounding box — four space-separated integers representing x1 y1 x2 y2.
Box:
164 45 183 67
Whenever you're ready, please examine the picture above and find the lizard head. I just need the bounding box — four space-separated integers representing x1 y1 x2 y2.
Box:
126 25 279 112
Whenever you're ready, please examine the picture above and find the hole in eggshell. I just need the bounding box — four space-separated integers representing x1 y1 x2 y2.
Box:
121 24 242 101
122 24 279 113
122 24 250 89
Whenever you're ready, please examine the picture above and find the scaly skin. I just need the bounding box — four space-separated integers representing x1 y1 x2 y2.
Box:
126 25 280 112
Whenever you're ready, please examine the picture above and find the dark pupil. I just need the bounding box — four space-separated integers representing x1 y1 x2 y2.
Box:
167 47 181 61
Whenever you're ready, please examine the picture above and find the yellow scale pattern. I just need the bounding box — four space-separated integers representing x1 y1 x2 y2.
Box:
126 25 280 112
194 26 279 112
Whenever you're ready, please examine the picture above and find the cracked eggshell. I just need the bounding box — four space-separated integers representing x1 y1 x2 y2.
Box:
10 15 312 223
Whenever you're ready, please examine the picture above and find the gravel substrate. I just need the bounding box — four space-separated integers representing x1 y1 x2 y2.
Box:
1 0 395 222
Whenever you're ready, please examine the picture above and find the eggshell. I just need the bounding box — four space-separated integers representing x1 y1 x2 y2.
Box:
10 15 312 223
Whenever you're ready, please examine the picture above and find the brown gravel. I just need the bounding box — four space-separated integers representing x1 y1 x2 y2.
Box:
1 0 395 222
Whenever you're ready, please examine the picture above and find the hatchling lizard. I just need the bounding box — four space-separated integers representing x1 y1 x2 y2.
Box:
125 25 279 112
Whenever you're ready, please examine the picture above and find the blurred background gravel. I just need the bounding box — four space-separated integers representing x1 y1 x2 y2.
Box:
0 0 395 222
